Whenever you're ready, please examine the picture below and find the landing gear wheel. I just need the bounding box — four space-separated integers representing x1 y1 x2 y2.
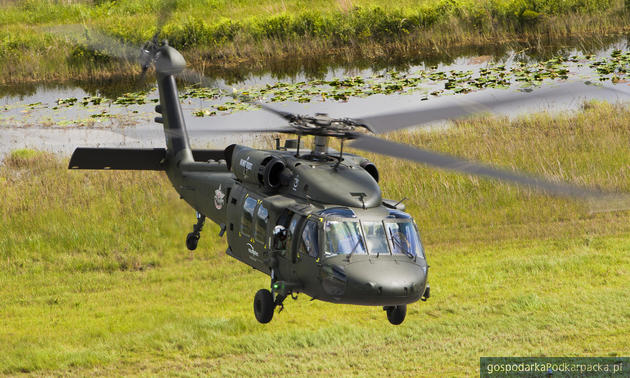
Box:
185 212 205 251
386 304 407 325
186 232 199 251
254 289 275 324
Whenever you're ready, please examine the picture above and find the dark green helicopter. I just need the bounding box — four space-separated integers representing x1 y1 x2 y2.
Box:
66 27 623 325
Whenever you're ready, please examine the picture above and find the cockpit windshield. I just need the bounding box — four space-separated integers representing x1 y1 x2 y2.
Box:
318 208 424 259
323 220 367 257
384 220 423 257
362 221 389 255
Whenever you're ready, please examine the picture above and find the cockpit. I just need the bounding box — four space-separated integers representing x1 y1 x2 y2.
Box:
318 207 425 259
278 206 429 306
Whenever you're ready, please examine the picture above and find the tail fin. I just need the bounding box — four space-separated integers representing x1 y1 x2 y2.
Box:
154 44 191 157
156 73 190 155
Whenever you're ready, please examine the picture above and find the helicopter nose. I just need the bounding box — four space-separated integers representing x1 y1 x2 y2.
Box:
343 258 427 305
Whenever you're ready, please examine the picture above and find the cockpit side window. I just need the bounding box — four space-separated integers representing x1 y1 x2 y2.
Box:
241 196 257 237
299 219 320 258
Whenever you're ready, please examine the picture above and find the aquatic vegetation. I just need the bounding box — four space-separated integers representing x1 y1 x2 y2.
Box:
182 87 221 100
113 91 151 106
187 49 630 115
3 48 630 126
56 97 77 106
192 109 216 117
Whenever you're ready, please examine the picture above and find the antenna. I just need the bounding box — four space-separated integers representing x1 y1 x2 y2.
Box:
334 139 345 169
351 192 367 209
394 197 408 208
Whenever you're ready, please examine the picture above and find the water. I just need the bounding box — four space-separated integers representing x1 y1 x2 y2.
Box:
195 33 630 84
2 35 630 159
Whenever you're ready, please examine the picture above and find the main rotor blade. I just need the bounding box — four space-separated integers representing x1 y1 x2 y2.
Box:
352 82 630 134
178 68 301 123
115 126 296 139
349 134 630 210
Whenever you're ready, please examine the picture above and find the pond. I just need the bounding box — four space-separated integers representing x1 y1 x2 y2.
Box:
2 35 630 158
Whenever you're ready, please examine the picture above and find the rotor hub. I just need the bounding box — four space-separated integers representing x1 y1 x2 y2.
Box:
289 113 370 139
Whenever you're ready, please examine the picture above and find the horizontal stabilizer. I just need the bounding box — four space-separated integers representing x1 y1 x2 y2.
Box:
68 148 227 170
69 148 167 170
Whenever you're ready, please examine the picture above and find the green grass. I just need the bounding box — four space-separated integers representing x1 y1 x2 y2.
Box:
2 102 630 374
1 0 630 84
2 238 629 375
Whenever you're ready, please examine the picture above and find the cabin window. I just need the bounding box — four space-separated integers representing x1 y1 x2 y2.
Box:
255 205 269 244
299 219 320 258
241 196 257 236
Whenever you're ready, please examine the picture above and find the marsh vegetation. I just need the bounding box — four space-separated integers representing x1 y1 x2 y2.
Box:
2 0 630 83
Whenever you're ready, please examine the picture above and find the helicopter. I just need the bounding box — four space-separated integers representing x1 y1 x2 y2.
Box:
60 2 629 324
68 41 430 325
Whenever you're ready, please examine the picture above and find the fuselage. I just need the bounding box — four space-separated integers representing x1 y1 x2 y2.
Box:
165 144 429 306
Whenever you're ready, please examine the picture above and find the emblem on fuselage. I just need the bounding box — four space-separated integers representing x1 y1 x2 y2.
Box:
246 243 260 258
292 175 300 191
240 156 253 178
214 184 225 210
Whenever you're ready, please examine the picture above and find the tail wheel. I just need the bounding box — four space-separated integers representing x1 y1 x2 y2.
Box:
253 289 275 324
386 304 407 325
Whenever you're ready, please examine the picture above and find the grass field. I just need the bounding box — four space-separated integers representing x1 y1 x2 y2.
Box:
2 102 630 375
1 0 630 84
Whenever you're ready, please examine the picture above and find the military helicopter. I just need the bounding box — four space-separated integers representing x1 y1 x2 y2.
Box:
64 13 625 325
